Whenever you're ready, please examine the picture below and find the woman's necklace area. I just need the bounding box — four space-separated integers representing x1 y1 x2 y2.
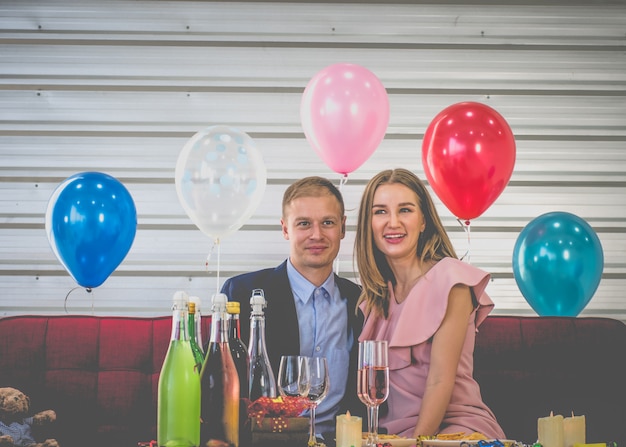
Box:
393 260 438 303
393 271 425 304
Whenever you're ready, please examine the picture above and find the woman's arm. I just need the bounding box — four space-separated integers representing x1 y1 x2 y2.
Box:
412 283 474 437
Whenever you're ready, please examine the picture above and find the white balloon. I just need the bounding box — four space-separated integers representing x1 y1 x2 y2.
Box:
175 125 267 239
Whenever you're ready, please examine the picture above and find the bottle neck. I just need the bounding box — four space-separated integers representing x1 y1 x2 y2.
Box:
209 310 229 344
194 310 204 350
228 313 242 340
249 316 268 355
171 304 189 342
188 311 197 343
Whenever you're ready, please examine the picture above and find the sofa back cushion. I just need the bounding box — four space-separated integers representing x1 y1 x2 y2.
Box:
474 316 626 444
0 315 210 447
1 315 625 446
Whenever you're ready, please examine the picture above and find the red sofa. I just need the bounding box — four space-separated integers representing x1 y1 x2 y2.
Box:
0 315 624 447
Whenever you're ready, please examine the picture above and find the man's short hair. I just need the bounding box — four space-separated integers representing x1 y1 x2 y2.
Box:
282 176 345 217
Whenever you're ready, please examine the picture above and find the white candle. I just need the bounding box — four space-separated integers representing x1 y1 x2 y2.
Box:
336 412 362 447
538 412 564 447
563 413 585 447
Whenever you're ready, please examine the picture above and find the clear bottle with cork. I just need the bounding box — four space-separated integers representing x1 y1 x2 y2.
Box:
247 288 277 402
157 291 201 447
200 292 240 447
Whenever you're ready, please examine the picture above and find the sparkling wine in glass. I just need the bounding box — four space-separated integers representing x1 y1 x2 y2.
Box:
358 340 389 447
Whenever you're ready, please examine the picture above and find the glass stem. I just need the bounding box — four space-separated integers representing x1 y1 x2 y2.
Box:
370 404 380 446
366 405 374 447
308 404 317 447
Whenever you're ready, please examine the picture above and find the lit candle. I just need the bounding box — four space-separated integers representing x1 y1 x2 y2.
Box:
538 412 564 447
336 411 362 447
564 413 585 447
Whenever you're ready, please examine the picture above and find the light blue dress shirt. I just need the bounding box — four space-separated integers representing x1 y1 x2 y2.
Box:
287 259 351 436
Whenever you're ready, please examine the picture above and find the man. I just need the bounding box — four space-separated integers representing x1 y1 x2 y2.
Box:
221 176 363 440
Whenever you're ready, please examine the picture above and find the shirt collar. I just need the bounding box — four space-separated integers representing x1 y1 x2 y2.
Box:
286 258 336 305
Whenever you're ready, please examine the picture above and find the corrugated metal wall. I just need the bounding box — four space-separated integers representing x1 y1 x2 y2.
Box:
1 1 625 320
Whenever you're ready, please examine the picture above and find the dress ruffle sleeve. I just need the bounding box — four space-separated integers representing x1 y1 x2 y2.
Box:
359 258 494 369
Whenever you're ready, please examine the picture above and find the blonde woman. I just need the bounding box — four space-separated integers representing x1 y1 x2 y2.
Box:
355 168 505 439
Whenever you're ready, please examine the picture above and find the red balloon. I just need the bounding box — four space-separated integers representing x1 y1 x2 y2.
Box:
422 102 516 221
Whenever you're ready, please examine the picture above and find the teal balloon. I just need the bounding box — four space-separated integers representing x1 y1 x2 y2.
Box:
45 172 137 289
512 211 603 316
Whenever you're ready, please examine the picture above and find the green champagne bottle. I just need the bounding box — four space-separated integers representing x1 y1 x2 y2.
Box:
158 291 201 447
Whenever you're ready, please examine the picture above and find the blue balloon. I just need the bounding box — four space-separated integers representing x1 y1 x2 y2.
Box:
45 172 137 289
512 211 603 316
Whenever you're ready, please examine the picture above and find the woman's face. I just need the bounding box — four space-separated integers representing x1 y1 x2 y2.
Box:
371 183 426 262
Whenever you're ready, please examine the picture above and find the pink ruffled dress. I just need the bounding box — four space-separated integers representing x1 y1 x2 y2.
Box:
358 257 505 439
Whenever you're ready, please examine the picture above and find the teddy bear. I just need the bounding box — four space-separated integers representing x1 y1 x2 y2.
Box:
0 387 59 447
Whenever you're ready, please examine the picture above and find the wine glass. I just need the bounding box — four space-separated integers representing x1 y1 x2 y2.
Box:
358 340 389 447
303 356 329 447
278 356 329 446
278 356 313 446
278 355 310 400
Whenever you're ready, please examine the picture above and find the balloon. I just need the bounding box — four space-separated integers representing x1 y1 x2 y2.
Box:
45 172 137 289
512 211 604 317
422 102 516 221
175 125 267 240
301 63 389 175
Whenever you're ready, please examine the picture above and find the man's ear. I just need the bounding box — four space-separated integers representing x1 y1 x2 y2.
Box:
340 216 347 239
280 218 289 240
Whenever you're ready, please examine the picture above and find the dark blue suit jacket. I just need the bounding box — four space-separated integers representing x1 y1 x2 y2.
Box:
220 260 365 422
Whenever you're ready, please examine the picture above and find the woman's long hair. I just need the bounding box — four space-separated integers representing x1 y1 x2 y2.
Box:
355 168 457 318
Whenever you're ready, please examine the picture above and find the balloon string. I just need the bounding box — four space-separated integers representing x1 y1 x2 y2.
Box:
458 219 471 263
205 238 221 295
339 174 349 190
64 286 94 314
216 237 221 295
335 174 349 276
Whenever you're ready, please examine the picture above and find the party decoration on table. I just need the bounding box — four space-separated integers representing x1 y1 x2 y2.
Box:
175 125 267 241
45 171 137 289
422 101 516 222
301 63 389 175
513 211 604 317
247 396 309 432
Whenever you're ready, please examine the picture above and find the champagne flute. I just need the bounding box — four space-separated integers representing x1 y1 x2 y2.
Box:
358 340 389 447
304 356 329 447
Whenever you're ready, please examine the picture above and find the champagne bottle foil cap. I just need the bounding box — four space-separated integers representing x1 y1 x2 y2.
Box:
211 292 228 312
189 295 202 312
188 301 196 313
226 301 240 314
172 290 189 309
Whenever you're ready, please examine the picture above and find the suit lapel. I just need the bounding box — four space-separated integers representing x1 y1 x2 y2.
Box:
262 262 301 371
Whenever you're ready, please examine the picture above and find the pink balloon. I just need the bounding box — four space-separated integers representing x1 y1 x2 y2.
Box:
301 63 390 175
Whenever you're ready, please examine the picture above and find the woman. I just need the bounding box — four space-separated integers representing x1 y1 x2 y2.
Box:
355 168 505 439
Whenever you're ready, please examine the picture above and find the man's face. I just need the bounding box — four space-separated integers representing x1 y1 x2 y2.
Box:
281 194 346 276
